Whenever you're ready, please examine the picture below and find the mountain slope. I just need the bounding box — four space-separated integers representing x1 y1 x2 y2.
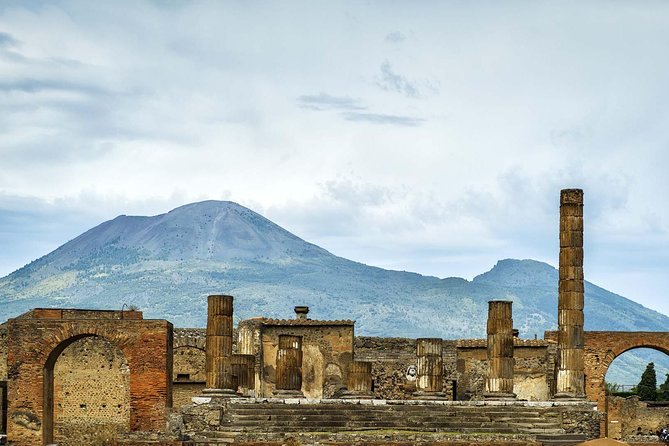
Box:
1 200 668 384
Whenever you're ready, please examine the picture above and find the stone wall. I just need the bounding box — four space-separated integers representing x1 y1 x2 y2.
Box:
354 337 457 399
258 323 354 398
0 324 6 381
606 396 669 440
456 339 550 401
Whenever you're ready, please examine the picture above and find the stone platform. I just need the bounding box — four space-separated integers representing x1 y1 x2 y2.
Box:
177 398 600 445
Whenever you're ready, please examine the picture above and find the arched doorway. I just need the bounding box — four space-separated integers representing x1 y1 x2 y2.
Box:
6 309 172 446
46 335 131 445
603 347 669 440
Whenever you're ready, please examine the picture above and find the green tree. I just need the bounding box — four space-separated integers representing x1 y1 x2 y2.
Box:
658 373 669 401
637 362 658 401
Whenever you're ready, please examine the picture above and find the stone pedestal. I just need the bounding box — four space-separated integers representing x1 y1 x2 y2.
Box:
555 189 586 399
203 294 236 397
413 338 446 399
484 300 516 400
275 335 304 397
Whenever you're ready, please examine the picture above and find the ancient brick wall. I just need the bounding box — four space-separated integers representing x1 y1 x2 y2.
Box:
606 396 669 439
53 336 130 446
544 331 669 412
258 323 354 398
6 313 172 446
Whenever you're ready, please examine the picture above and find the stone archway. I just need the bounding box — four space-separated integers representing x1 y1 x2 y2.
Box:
6 309 172 446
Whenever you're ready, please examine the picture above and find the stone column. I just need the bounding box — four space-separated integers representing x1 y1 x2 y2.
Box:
342 361 374 398
556 188 586 399
485 300 516 399
413 338 446 399
275 335 304 397
204 294 236 397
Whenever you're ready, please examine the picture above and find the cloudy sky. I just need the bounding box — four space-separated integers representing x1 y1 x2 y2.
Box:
1 1 669 314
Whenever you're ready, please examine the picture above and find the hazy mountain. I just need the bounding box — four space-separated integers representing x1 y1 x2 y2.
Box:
1 200 667 384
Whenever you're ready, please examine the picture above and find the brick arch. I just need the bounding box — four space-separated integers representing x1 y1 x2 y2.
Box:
582 332 669 413
6 310 172 446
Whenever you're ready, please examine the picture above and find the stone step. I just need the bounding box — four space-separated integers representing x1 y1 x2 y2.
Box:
536 433 587 446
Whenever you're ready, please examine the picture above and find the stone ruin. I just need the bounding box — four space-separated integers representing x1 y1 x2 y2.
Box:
0 189 666 445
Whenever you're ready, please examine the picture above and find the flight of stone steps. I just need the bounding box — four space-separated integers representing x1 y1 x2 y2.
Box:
218 400 564 434
182 399 590 445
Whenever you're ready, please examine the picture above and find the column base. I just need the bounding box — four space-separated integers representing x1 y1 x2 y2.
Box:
273 389 304 398
483 392 517 400
339 390 375 399
553 392 586 401
412 391 448 400
201 388 238 399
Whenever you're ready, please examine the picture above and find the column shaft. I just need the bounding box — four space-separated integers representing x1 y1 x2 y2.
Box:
205 294 235 392
485 300 516 399
556 188 585 398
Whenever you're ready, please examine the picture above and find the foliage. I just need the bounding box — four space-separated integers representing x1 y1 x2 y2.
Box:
637 362 658 401
658 373 669 401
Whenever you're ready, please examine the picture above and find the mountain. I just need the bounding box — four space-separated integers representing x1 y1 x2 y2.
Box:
1 200 667 384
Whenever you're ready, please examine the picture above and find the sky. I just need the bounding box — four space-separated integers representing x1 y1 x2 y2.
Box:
1 1 669 314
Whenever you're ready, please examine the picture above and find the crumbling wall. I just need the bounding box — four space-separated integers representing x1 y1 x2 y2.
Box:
456 339 550 400
607 396 669 440
53 337 130 446
354 337 457 400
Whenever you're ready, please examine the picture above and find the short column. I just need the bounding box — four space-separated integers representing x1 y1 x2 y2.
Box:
203 294 236 397
275 335 304 397
413 338 446 399
484 300 516 400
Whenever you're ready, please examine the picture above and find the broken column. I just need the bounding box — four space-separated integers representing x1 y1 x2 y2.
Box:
484 300 516 399
555 188 586 399
413 338 446 399
275 335 304 397
204 294 236 397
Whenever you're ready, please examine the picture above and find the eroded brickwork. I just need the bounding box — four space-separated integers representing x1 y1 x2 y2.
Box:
6 310 172 446
53 336 130 446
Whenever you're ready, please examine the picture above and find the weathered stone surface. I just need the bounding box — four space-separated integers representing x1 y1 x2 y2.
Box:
556 188 585 399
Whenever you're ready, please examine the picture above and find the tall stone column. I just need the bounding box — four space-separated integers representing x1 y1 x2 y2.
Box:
204 294 236 397
275 335 304 397
555 188 586 399
413 338 446 399
485 300 516 399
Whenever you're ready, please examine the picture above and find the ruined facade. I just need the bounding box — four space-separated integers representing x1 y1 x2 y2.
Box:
3 308 172 446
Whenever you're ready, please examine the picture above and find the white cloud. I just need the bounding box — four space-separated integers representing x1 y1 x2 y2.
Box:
1 1 669 314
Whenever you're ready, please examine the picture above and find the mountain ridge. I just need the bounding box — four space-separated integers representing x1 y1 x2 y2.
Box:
2 200 668 383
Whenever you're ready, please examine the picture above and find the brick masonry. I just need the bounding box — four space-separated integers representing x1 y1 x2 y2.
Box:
5 310 172 446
